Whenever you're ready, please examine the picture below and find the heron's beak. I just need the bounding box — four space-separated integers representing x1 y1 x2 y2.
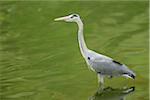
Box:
54 16 69 21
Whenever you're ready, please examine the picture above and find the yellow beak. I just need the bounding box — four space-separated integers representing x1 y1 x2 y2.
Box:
54 16 69 21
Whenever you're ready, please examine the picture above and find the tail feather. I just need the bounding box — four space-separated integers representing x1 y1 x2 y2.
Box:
122 71 136 79
130 73 135 79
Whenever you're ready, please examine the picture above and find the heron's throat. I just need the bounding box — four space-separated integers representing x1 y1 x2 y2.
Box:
77 19 88 58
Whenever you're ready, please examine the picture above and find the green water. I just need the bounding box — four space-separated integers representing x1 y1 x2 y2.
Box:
0 1 149 100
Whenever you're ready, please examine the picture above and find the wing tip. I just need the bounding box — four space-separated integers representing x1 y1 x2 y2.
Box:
123 73 136 79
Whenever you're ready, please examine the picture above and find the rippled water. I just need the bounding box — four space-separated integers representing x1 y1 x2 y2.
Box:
0 1 149 100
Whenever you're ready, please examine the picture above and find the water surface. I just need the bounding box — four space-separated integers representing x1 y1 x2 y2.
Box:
0 1 149 100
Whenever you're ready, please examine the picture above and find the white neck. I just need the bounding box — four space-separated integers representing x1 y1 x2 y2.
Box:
76 19 88 58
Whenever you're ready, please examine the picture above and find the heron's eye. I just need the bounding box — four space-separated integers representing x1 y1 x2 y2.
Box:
88 57 90 60
71 14 78 18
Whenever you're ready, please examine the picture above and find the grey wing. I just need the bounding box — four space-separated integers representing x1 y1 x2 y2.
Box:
88 57 131 76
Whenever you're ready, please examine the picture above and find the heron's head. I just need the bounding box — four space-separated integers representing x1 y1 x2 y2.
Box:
54 14 80 22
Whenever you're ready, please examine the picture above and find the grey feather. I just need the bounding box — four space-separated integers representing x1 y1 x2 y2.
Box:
86 50 136 78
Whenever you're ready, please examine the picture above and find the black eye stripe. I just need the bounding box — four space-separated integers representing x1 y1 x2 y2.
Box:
73 14 78 17
71 14 78 18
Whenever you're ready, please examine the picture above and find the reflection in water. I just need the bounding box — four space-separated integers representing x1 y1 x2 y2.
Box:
89 86 135 100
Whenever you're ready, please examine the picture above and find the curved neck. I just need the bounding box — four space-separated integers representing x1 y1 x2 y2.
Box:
76 19 88 58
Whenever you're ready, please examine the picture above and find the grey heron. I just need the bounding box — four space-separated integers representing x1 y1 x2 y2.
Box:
54 14 136 86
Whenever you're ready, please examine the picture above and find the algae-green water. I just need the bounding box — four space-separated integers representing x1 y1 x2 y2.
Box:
0 1 149 100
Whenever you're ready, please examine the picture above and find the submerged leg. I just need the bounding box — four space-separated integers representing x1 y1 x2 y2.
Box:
97 74 104 90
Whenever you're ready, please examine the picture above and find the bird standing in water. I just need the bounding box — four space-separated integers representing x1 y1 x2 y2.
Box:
54 14 136 86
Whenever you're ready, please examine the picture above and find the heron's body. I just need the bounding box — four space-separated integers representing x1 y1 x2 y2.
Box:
54 13 136 85
85 50 131 76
